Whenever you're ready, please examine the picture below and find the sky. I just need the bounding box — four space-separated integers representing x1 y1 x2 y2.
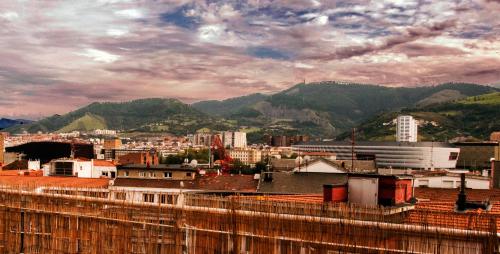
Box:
0 0 499 119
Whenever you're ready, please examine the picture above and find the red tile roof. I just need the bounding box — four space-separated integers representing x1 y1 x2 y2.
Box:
93 160 116 167
0 175 109 188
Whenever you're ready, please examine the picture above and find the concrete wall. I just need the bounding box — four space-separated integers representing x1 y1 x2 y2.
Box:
74 161 93 178
93 165 117 178
414 176 489 189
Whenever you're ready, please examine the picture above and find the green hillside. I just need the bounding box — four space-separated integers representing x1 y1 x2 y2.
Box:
195 82 498 140
58 113 107 132
337 92 500 142
192 93 267 117
6 98 232 135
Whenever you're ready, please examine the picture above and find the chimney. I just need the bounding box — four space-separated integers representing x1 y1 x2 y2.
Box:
456 174 467 211
263 172 273 182
455 173 491 212
491 159 500 189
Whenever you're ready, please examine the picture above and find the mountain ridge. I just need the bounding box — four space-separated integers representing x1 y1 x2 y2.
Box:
6 82 499 142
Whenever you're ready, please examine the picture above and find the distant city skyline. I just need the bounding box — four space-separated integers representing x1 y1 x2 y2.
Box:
1 0 499 118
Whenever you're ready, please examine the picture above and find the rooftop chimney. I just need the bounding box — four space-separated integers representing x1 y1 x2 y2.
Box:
455 173 491 213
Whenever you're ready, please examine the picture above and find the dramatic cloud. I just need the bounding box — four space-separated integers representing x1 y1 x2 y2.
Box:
0 0 499 118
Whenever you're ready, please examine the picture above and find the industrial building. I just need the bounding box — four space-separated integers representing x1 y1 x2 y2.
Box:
293 141 460 169
454 141 500 169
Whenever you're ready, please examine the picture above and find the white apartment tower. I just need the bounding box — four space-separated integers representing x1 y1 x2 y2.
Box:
396 115 418 142
222 131 247 148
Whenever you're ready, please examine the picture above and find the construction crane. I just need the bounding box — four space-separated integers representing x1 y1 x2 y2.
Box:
210 134 233 174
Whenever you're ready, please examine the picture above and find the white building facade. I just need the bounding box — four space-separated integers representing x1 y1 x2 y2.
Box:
396 115 418 142
223 131 247 148
414 175 489 189
293 141 460 170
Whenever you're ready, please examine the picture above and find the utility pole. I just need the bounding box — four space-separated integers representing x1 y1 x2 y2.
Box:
351 128 355 172
208 134 212 168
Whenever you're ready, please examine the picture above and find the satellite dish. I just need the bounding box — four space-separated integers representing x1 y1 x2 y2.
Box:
190 159 198 166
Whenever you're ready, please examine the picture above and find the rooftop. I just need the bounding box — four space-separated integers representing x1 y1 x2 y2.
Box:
295 141 456 148
117 164 196 171
113 174 258 192
258 172 347 194
0 175 109 188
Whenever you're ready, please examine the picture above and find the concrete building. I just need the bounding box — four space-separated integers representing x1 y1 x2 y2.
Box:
265 135 309 147
103 138 122 150
491 132 500 142
414 173 489 189
45 158 117 178
93 129 117 136
0 132 4 167
228 148 262 165
93 160 117 178
191 133 213 146
454 142 500 169
46 158 93 177
396 115 418 142
116 164 196 180
293 158 346 173
118 151 159 166
222 131 247 148
293 141 460 170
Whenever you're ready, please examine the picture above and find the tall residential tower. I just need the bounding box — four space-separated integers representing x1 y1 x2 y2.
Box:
396 115 418 142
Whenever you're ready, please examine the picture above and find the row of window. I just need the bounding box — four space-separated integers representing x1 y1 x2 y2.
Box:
121 171 192 178
113 192 177 204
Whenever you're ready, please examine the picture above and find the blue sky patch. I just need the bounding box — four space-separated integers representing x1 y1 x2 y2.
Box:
246 47 291 60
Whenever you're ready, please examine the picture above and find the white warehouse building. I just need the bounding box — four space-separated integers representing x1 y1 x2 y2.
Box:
292 141 460 170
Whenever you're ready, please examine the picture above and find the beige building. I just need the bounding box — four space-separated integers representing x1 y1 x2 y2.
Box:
103 138 122 150
117 164 196 180
228 148 262 165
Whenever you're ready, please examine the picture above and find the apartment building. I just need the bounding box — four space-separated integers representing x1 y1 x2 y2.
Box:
396 115 418 142
228 148 262 165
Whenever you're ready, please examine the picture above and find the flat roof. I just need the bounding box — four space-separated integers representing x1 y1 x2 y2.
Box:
117 164 196 171
294 141 456 148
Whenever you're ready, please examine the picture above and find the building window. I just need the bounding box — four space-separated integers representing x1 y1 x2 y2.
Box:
102 171 108 177
139 171 146 177
449 152 459 160
418 180 429 187
159 194 174 204
143 193 155 203
123 171 129 177
115 192 126 200
186 172 192 177
149 172 156 178
164 172 172 178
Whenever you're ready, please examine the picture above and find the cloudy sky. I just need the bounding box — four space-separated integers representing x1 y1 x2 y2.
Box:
1 0 499 118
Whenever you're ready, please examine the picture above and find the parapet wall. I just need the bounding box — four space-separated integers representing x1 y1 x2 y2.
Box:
0 189 497 253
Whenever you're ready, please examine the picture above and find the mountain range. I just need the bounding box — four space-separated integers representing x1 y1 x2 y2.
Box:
5 82 499 142
0 118 33 130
